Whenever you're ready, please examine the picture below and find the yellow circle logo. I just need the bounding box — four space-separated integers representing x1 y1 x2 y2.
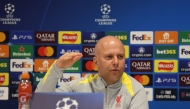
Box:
0 32 6 42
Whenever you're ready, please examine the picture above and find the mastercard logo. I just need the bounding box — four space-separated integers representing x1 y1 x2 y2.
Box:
134 75 150 85
85 61 98 71
38 46 54 56
0 32 6 42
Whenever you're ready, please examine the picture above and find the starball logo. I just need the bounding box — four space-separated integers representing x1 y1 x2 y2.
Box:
95 4 116 25
0 3 21 24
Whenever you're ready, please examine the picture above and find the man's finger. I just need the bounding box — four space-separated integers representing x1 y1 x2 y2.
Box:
72 54 83 63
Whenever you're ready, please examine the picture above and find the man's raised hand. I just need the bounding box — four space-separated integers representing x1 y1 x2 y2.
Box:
56 52 83 69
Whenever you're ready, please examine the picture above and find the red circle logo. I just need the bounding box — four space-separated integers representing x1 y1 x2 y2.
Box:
38 46 54 56
85 61 98 71
134 75 150 85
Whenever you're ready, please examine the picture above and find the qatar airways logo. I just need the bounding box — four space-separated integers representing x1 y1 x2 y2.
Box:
82 46 95 58
35 32 56 43
130 60 153 72
180 74 190 86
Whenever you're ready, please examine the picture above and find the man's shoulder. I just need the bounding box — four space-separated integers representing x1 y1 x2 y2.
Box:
121 73 145 96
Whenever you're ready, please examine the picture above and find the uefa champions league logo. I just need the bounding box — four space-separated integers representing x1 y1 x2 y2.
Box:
101 4 110 19
95 4 116 25
5 4 15 15
56 97 78 109
0 3 21 24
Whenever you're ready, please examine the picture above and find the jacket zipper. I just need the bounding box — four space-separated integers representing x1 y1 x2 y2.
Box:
105 86 108 106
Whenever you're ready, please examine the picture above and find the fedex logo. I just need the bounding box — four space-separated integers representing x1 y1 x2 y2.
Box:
58 73 80 86
10 59 33 72
130 31 153 44
180 46 190 58
12 62 31 68
132 34 151 41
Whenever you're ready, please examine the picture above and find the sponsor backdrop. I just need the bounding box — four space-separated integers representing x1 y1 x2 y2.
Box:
0 0 190 109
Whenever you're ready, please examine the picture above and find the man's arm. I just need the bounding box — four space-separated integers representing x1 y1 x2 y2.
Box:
35 52 83 92
129 87 149 109
35 62 72 92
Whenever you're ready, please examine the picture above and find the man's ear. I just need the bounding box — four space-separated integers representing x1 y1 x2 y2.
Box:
93 56 98 68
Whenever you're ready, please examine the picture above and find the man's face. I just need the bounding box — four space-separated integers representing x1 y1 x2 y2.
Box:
93 41 125 85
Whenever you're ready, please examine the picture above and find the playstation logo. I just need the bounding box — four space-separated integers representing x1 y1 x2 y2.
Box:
12 35 18 40
60 49 66 54
156 78 162 83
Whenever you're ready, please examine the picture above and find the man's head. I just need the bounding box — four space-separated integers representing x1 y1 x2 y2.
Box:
93 36 125 85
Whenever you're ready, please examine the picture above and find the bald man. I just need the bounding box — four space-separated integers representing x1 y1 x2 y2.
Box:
35 36 149 109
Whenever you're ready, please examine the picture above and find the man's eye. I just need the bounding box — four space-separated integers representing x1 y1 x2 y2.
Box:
118 55 124 59
106 55 112 58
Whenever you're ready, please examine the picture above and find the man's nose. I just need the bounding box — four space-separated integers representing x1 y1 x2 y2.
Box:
113 56 119 66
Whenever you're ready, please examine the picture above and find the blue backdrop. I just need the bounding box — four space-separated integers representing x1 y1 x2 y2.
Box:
0 0 190 109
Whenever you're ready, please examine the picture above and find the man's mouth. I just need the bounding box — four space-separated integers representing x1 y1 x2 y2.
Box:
111 69 119 71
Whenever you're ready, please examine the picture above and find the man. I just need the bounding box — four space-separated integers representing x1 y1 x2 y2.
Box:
35 36 149 109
